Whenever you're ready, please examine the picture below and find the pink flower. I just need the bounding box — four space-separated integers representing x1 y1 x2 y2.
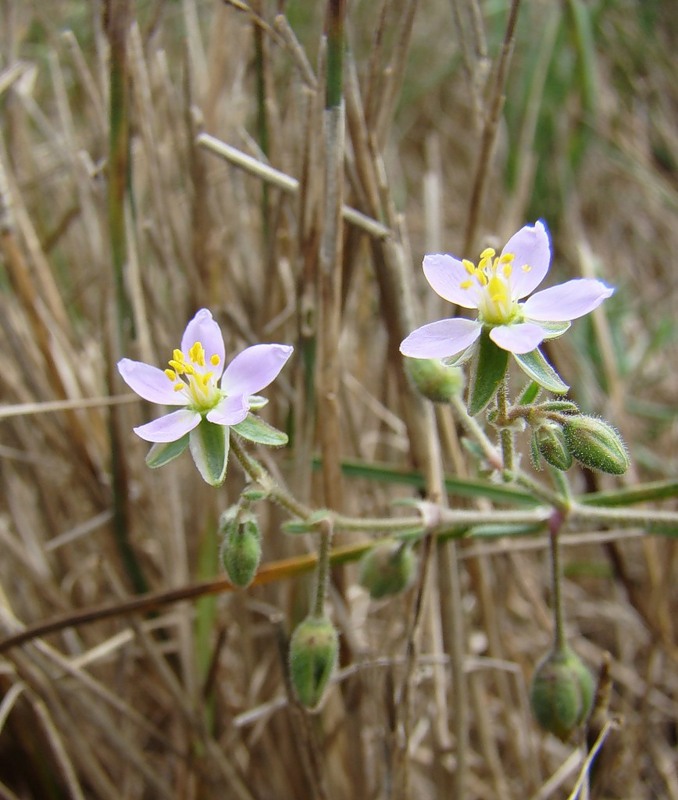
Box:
118 309 293 443
400 221 613 360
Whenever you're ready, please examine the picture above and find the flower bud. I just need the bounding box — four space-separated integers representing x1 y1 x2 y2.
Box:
405 358 464 403
358 542 417 599
562 415 629 475
288 616 338 710
220 515 262 588
534 423 573 471
530 646 594 741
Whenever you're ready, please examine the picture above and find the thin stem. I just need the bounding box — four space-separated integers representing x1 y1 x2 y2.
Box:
497 379 514 473
229 433 312 520
548 513 566 652
312 521 333 617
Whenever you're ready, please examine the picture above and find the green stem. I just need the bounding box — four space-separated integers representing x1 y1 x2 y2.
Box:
229 433 312 520
548 513 566 652
497 379 514 473
313 522 333 617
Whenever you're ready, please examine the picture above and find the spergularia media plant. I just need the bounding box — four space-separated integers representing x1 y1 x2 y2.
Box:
118 308 293 486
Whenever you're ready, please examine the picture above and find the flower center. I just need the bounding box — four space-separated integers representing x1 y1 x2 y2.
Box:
460 248 523 325
164 341 222 411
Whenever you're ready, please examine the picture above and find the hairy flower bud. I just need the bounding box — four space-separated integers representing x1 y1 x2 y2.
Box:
220 514 262 588
562 415 629 475
530 647 594 741
358 542 417 599
288 616 338 710
405 358 464 403
534 423 573 471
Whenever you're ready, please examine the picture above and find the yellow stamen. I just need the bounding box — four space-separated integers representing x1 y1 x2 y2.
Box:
460 279 474 290
210 354 220 366
480 247 495 260
462 259 476 275
173 383 184 392
188 341 206 367
164 368 177 381
173 349 184 363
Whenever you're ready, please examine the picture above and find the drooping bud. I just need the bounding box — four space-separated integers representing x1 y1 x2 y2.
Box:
534 423 573 471
358 542 417 599
530 646 594 741
405 358 464 403
288 616 339 710
219 512 262 588
562 415 629 475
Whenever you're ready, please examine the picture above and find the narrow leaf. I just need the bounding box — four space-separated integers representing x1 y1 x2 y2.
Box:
467 330 509 415
232 414 288 446
513 348 569 394
190 421 229 486
145 435 190 469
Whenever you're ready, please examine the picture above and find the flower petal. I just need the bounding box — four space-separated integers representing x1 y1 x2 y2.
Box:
489 322 547 354
221 344 293 397
502 221 551 300
118 358 186 405
422 254 481 309
522 279 614 322
181 309 226 377
133 408 201 442
206 395 249 426
400 318 482 359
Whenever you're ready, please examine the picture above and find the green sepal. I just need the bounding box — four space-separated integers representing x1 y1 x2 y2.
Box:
467 330 509 415
517 381 541 406
189 420 229 486
538 320 571 339
232 414 288 446
247 395 268 411
513 348 569 394
145 434 190 469
538 400 579 414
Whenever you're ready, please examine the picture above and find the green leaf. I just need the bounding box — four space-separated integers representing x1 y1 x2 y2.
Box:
189 421 229 486
145 435 190 469
232 414 288 446
467 330 509 415
513 348 569 394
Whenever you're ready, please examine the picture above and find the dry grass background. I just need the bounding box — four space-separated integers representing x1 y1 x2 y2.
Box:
0 1 677 798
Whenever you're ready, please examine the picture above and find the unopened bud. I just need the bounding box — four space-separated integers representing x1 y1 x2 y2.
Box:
530 646 594 741
220 514 262 588
288 616 338 710
405 358 464 403
562 415 629 475
358 542 417 599
534 423 573 471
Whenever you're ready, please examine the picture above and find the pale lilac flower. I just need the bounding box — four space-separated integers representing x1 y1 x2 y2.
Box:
118 309 293 443
400 221 614 360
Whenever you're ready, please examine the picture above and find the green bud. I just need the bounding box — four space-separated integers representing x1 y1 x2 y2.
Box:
288 616 339 710
530 647 594 741
220 515 262 588
562 415 630 475
358 542 417 599
405 358 464 403
534 423 573 471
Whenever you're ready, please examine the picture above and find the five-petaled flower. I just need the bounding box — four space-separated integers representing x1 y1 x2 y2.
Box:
400 221 614 360
118 309 292 443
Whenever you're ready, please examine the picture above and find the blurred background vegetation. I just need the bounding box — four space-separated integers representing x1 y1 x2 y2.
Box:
0 1 676 798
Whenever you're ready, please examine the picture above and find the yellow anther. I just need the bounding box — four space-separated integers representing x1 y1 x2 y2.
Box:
521 264 531 272
173 349 184 363
168 359 185 373
502 263 513 278
462 259 476 275
173 383 184 392
480 247 495 260
188 341 206 367
210 354 220 366
164 369 177 381
499 252 515 264
460 279 474 290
